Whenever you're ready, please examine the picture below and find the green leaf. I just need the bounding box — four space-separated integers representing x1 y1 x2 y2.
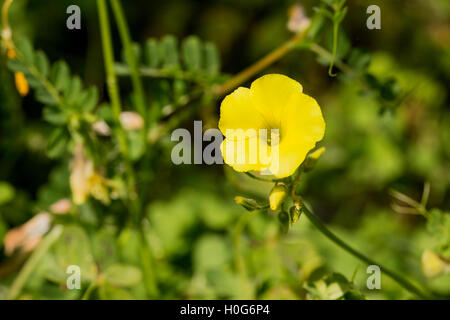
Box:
101 285 134 300
34 51 50 78
92 229 118 272
182 36 202 71
0 182 15 206
15 38 34 64
122 42 142 66
52 225 97 282
160 35 179 68
193 235 231 273
348 49 371 72
50 61 71 91
6 59 27 73
127 130 145 160
118 228 141 265
103 264 142 287
173 79 187 102
36 87 58 106
77 87 99 112
144 38 160 68
43 106 67 125
380 78 400 101
203 42 220 76
64 76 83 106
46 128 69 158
23 72 41 88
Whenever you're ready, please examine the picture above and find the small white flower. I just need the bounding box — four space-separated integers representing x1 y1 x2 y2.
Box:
287 4 311 34
120 111 144 131
92 120 111 136
50 198 72 215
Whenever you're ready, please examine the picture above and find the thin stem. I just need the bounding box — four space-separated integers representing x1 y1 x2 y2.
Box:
1 0 13 34
110 0 147 145
302 207 431 299
232 210 258 299
215 30 308 96
245 172 284 183
97 0 128 157
7 225 63 300
328 21 338 76
97 0 139 214
308 43 355 76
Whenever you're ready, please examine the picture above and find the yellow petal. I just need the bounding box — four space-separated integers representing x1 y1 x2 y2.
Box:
267 93 325 178
282 92 325 145
269 184 288 210
250 74 303 128
219 87 267 137
220 138 266 172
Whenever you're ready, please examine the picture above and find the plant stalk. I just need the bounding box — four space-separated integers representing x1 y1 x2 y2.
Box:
232 210 258 299
302 207 431 299
110 0 147 145
215 30 308 96
97 0 128 157
7 225 63 300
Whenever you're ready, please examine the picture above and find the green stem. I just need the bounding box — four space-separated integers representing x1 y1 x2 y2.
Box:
81 281 98 300
7 225 63 300
328 21 338 77
302 207 431 299
97 0 157 297
308 43 355 76
97 0 139 218
139 228 159 298
97 0 128 157
110 0 147 145
232 210 258 299
215 29 308 96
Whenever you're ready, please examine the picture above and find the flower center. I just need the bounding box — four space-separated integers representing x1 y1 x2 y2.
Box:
264 127 281 147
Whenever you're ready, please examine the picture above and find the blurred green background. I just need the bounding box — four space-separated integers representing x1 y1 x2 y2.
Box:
0 0 449 299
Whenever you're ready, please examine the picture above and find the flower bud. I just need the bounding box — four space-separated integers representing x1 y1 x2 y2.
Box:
92 120 111 136
287 4 311 34
50 198 72 215
269 184 288 211
15 72 29 97
235 196 260 211
7 48 17 59
290 204 302 224
421 250 449 278
120 111 144 131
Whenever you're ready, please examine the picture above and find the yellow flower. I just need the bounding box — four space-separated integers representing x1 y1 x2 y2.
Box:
219 74 325 178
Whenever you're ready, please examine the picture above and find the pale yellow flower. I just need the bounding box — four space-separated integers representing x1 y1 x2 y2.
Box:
421 250 450 278
70 143 110 205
